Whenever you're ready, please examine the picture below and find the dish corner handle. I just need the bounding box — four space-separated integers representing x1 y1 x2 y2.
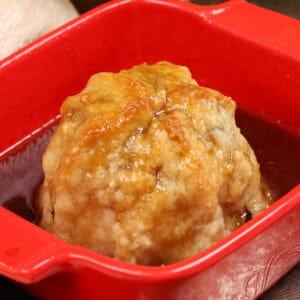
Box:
194 0 300 60
0 207 69 283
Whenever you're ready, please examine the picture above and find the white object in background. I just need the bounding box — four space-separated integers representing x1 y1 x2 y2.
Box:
0 0 78 60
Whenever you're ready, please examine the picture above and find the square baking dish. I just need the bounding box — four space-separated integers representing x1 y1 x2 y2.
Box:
0 0 299 299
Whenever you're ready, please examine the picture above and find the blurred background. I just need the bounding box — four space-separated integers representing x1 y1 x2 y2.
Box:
72 0 300 19
1 0 299 60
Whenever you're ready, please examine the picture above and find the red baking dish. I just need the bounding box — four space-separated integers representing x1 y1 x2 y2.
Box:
0 0 299 299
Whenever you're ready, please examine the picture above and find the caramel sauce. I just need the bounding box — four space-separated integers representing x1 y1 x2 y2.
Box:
0 111 299 222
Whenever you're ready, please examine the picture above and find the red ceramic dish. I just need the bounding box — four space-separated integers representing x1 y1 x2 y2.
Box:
0 0 299 299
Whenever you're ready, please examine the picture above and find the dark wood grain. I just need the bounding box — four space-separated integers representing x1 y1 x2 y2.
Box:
260 264 300 300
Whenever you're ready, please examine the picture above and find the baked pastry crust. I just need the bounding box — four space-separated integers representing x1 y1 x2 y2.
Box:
38 62 271 265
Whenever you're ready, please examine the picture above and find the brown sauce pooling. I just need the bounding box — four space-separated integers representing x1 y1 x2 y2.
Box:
0 111 299 223
0 126 56 223
236 109 300 198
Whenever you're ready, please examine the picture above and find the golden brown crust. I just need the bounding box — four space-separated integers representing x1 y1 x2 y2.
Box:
38 61 271 265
